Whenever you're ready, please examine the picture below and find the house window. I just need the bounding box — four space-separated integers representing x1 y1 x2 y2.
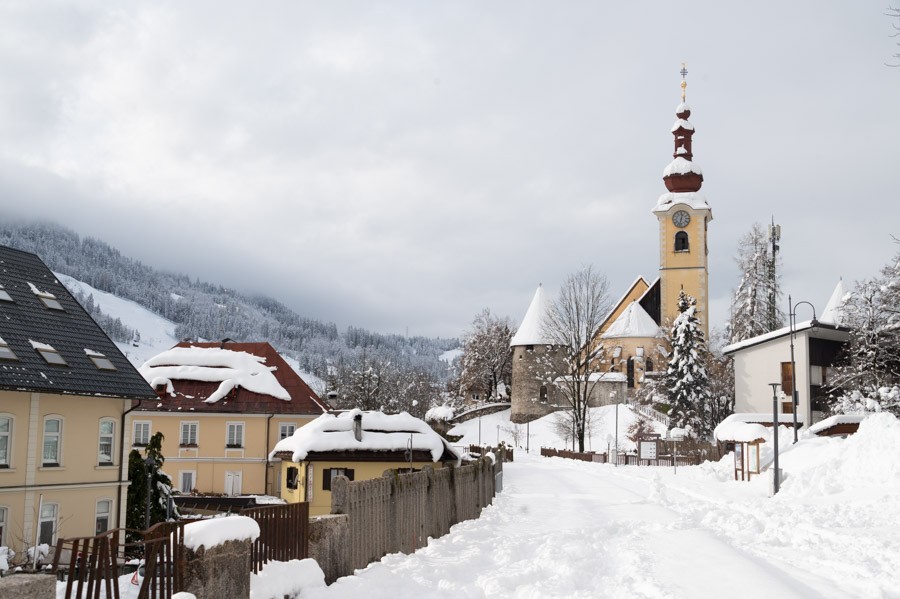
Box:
781 362 794 396
674 231 689 252
0 285 12 302
40 296 64 310
98 420 115 465
627 357 635 389
286 466 299 490
539 385 548 403
279 423 296 440
226 423 244 448
133 421 151 447
85 350 116 371
0 507 6 547
0 336 17 361
38 503 57 546
180 422 198 446
32 341 67 366
224 471 242 496
95 500 111 535
646 359 654 373
179 471 196 493
322 468 355 491
0 417 11 467
43 417 62 465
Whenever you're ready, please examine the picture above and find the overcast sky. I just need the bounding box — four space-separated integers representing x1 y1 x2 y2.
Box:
1 2 898 339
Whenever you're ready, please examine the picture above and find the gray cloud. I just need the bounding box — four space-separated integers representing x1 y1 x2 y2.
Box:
0 1 897 337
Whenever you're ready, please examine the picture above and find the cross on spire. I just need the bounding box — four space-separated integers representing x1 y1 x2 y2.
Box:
680 63 688 102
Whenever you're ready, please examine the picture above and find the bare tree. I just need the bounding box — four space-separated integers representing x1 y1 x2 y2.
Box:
458 308 514 401
889 6 900 67
535 266 612 452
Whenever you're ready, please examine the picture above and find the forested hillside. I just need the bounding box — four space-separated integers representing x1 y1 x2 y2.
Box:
0 221 459 416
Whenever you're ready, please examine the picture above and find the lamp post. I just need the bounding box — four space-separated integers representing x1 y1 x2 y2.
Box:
788 296 818 444
144 455 157 529
769 383 781 495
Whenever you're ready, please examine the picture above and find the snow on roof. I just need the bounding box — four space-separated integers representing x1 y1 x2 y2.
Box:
671 119 694 132
713 414 769 442
84 348 106 357
809 414 866 435
510 285 551 346
270 409 461 463
676 102 691 113
820 280 849 326
601 301 660 339
425 404 455 422
27 282 56 299
652 192 711 214
139 346 291 404
29 339 56 351
554 372 627 384
183 515 260 551
663 157 703 177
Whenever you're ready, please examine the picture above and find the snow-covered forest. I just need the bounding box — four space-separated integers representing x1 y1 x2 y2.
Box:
0 221 460 407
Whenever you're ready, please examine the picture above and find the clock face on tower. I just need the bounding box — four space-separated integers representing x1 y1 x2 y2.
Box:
673 210 691 228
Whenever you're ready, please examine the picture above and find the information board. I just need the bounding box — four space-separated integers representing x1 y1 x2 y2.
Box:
639 440 657 460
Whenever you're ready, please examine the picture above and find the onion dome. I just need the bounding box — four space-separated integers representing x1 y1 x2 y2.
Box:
662 66 703 193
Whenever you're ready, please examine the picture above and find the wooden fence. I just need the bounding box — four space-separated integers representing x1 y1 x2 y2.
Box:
240 501 309 574
540 444 721 467
468 444 514 462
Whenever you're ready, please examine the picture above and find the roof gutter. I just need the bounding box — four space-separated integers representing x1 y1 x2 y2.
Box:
116 398 144 529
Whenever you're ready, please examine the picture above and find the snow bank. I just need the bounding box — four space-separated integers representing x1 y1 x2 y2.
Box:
250 559 326 599
139 347 291 403
425 404 455 422
713 415 769 442
183 515 260 550
271 409 459 463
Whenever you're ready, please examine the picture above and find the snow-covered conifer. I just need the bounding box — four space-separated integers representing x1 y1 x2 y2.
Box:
728 223 784 344
665 291 711 437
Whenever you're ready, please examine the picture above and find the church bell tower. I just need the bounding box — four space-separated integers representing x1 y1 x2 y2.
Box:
652 66 712 339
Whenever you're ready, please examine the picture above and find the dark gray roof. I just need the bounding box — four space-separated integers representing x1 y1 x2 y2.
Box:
0 245 157 399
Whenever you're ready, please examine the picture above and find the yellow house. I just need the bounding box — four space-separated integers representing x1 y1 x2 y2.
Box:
270 410 461 516
0 246 158 558
131 341 330 498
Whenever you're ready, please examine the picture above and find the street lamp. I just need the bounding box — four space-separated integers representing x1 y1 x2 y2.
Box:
144 455 157 529
769 383 781 495
788 295 818 444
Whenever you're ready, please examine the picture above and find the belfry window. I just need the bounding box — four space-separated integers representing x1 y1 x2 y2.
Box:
675 231 689 252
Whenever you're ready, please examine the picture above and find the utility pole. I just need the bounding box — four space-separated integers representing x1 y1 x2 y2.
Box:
767 218 781 330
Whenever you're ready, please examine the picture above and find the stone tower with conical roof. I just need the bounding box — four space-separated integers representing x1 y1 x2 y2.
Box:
652 68 712 339
509 285 561 423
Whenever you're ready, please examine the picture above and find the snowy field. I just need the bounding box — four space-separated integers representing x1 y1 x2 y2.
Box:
301 414 900 599
449 405 668 453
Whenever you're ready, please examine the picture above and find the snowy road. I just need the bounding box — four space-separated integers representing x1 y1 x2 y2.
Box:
306 450 900 599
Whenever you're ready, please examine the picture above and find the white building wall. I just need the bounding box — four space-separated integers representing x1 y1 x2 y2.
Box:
732 332 811 423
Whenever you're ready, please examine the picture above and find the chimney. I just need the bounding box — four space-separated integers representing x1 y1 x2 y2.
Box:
353 413 363 442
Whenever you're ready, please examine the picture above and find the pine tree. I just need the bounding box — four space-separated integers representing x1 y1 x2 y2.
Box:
126 433 176 539
728 223 784 344
665 291 711 437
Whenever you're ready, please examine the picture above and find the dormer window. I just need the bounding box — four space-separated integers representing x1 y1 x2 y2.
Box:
0 285 12 302
30 340 67 366
85 349 116 371
675 231 690 252
0 336 17 361
28 283 64 311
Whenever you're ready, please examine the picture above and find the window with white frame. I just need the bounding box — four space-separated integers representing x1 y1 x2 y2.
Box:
0 336 17 361
0 506 6 547
31 341 67 366
179 471 196 493
95 500 111 534
43 417 62 465
279 423 296 440
98 420 115 465
0 284 12 302
0 416 11 467
133 421 150 447
180 422 198 446
85 349 116 371
38 503 57 545
226 423 244 448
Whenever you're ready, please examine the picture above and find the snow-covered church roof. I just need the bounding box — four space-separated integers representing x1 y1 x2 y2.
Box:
601 301 660 339
652 192 711 214
270 409 461 464
510 285 551 346
820 280 848 326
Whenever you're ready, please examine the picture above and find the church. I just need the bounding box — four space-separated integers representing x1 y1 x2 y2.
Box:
510 75 712 424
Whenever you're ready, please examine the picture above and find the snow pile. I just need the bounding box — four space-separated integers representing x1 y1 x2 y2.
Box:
713 414 769 442
250 559 326 599
0 546 13 572
510 285 551 346
270 409 460 463
183 515 260 550
425 404 455 422
601 301 660 339
662 156 703 177
808 413 866 435
139 347 291 403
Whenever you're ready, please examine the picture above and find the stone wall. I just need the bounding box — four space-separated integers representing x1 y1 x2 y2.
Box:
183 538 252 599
328 454 502 576
510 344 565 423
308 515 350 584
0 573 55 599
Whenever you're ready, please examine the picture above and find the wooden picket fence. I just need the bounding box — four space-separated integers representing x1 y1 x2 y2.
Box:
240 501 309 574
